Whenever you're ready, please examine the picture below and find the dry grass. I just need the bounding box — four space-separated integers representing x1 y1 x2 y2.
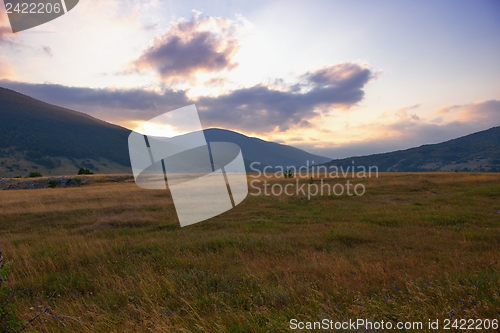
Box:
0 172 499 332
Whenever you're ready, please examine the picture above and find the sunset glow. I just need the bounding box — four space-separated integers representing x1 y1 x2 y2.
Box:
1 0 499 158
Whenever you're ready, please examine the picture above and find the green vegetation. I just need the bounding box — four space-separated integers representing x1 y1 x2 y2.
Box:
0 252 25 333
78 167 94 175
325 126 500 171
0 173 499 332
1 250 87 332
28 171 42 178
0 88 131 168
25 152 61 169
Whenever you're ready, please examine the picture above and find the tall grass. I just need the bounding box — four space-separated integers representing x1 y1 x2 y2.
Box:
0 173 499 332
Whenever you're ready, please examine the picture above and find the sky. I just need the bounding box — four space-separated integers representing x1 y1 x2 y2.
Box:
0 0 499 159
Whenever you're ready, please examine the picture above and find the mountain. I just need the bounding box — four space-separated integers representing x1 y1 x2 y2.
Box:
0 87 330 177
203 128 330 170
322 126 500 172
0 87 133 176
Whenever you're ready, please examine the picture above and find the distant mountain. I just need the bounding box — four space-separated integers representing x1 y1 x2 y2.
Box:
322 126 500 172
203 128 330 170
0 87 330 176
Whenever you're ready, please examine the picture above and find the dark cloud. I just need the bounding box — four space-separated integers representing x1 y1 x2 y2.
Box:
0 80 189 127
0 62 373 133
305 63 374 89
196 63 374 132
131 14 239 82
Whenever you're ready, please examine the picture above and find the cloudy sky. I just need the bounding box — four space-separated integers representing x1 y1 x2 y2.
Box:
1 0 499 158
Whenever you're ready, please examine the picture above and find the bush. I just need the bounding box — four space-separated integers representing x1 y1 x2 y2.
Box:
29 171 43 178
283 169 293 178
48 179 58 188
78 167 94 175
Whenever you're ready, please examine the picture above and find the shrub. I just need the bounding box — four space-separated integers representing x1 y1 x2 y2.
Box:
48 179 58 188
78 167 94 175
283 169 293 178
29 171 43 178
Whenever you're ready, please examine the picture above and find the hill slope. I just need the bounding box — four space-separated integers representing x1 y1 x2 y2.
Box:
0 87 330 176
0 87 132 171
203 128 331 170
322 126 500 172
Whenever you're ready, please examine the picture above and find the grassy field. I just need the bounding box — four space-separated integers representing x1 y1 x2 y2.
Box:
0 172 499 332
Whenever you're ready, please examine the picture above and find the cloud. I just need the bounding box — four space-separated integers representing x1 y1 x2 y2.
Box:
381 101 500 146
0 25 12 44
0 80 189 128
1 78 497 161
195 63 374 132
302 100 500 159
453 100 500 124
435 104 462 114
130 13 240 83
0 57 15 80
0 62 373 133
41 46 53 57
305 63 374 89
0 8 14 45
365 101 499 146
0 7 51 54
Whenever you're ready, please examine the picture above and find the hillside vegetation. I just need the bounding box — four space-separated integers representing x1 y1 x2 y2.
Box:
0 87 132 169
324 126 500 172
0 87 331 177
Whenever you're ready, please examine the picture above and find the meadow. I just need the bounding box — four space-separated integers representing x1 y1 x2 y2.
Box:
0 172 499 332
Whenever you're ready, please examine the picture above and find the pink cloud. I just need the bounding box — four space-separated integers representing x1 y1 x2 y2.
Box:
0 57 15 80
456 100 500 123
303 100 500 159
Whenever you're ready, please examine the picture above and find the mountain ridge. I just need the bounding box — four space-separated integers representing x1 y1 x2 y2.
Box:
321 126 500 172
2 86 498 176
0 87 330 177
